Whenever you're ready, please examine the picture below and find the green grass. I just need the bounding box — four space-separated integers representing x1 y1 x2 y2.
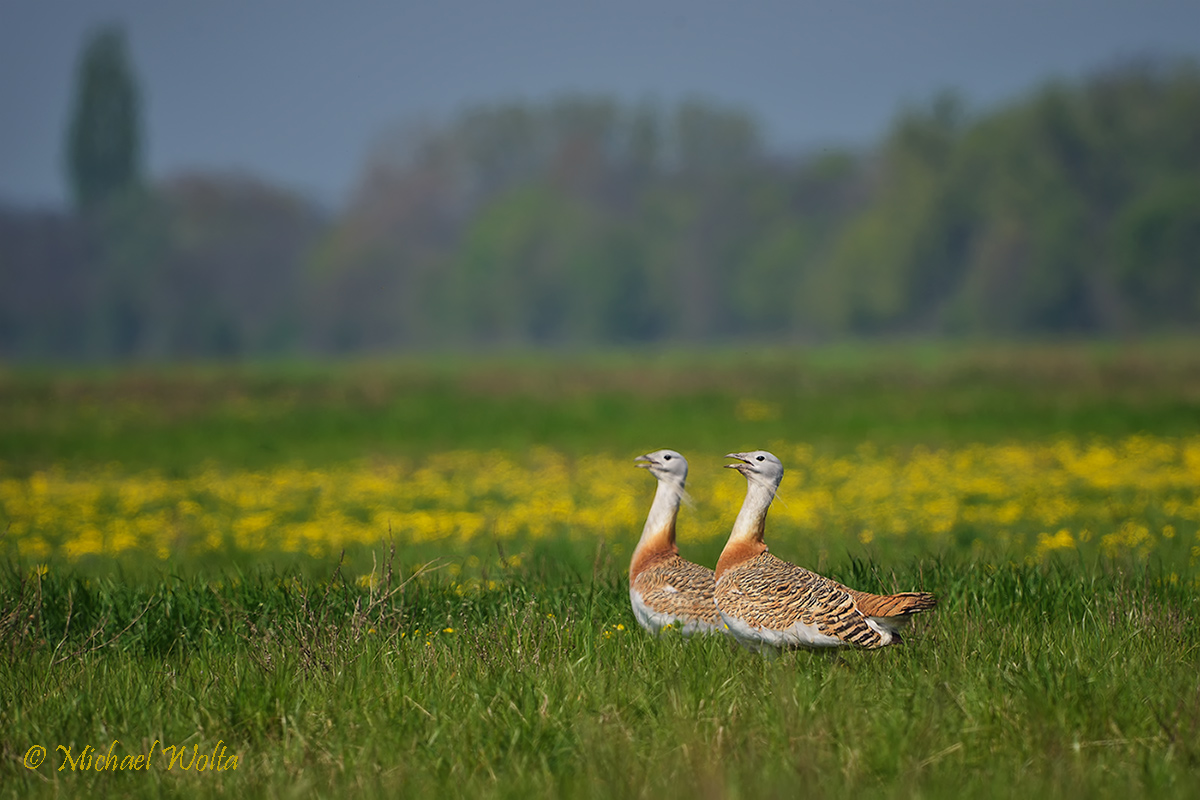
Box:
3 556 1198 798
2 341 1200 797
4 340 1200 474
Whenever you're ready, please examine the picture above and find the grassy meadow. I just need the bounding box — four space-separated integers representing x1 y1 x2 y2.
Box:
2 342 1200 798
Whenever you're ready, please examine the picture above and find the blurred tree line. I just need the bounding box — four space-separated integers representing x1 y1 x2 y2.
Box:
1 27 1198 360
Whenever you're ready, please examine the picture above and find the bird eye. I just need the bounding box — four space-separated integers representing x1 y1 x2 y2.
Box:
756 455 764 462
663 455 672 461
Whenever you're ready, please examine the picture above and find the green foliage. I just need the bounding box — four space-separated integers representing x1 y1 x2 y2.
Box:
65 25 142 212
309 61 1200 349
452 186 596 343
1113 177 1200 328
304 96 776 351
830 60 1200 337
90 186 172 357
8 58 1200 360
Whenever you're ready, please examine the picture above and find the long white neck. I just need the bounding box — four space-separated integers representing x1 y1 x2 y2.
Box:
728 475 779 544
636 477 683 550
630 476 684 580
714 472 779 579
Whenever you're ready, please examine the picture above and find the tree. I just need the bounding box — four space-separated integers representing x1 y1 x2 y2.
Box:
65 25 143 211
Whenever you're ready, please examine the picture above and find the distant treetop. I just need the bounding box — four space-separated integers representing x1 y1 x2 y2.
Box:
65 24 143 212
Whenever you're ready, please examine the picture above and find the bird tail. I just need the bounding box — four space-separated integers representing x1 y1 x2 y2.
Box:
849 590 937 619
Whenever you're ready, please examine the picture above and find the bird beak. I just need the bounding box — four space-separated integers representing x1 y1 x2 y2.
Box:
724 453 751 469
635 454 654 469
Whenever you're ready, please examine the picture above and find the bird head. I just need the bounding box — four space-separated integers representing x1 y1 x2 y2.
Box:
724 450 784 491
635 449 689 486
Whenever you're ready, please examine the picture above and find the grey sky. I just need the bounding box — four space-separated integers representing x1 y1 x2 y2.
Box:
3 1 1200 210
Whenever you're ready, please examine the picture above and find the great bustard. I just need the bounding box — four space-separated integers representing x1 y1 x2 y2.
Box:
714 450 935 651
628 449 724 635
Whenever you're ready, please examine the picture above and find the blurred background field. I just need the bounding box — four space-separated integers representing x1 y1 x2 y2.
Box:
3 343 1199 578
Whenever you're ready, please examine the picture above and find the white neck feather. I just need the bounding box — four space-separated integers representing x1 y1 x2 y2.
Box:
635 476 684 550
729 474 779 543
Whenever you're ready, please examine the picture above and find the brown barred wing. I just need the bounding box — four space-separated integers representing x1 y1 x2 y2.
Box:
720 553 888 649
633 555 720 625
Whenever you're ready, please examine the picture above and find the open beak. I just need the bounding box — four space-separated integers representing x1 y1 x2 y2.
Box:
725 452 751 469
635 454 655 469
